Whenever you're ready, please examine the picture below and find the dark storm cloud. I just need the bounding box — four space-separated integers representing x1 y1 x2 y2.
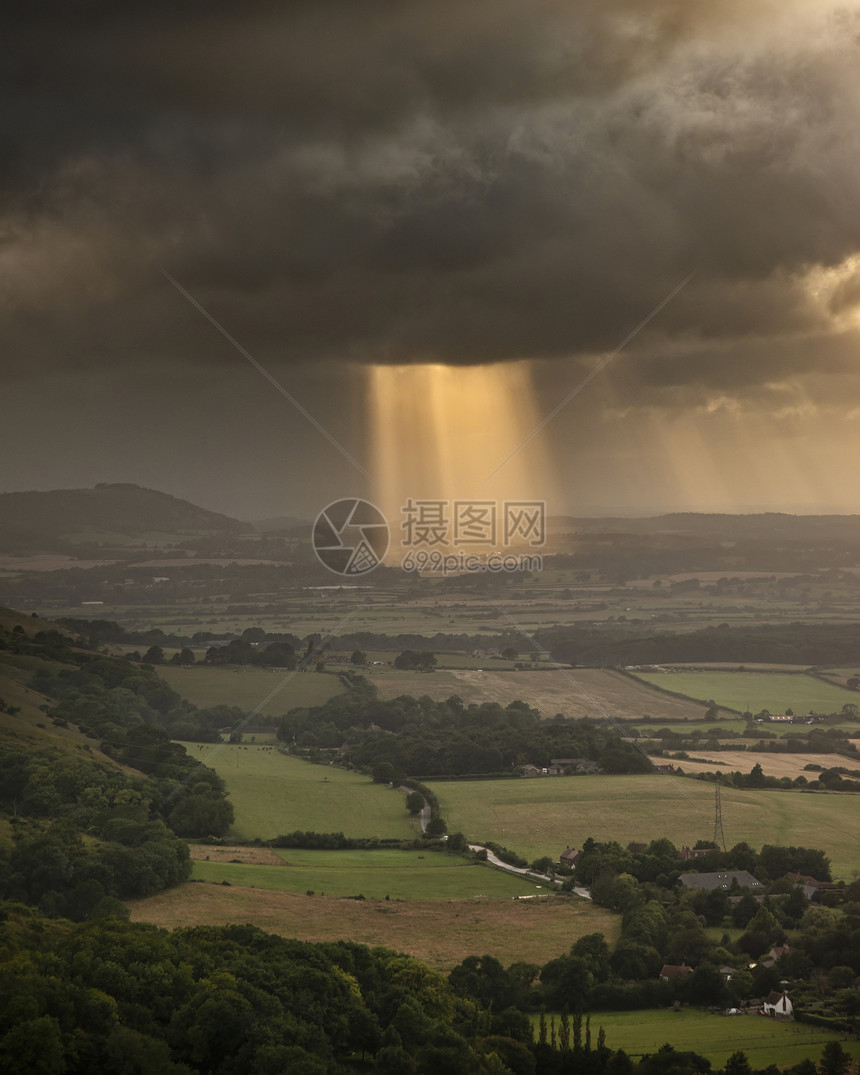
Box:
3 0 860 399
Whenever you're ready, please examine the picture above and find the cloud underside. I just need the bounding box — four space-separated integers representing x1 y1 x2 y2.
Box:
4 0 860 410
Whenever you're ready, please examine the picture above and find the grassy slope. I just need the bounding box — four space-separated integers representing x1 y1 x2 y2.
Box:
157 664 346 715
0 649 139 772
0 607 74 635
130 883 619 971
428 774 860 878
633 671 856 715
183 743 414 841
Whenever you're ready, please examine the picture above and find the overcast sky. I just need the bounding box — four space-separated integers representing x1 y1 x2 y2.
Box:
3 0 860 519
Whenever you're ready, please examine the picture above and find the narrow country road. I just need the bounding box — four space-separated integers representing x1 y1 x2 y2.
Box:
467 844 593 899
399 785 591 899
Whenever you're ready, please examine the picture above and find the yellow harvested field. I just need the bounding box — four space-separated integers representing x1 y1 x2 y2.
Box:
675 751 859 780
374 667 710 720
131 882 618 972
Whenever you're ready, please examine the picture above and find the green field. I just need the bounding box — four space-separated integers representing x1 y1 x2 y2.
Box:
192 848 547 899
540 1009 860 1068
183 744 414 840
632 671 855 716
427 774 860 878
158 664 346 714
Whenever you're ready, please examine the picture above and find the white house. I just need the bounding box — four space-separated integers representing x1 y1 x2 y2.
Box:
761 991 793 1018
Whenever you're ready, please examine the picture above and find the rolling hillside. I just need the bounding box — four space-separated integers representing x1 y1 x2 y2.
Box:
0 483 244 554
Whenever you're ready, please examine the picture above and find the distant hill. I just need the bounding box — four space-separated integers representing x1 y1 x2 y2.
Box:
0 605 73 636
0 483 245 554
250 514 310 533
548 512 860 541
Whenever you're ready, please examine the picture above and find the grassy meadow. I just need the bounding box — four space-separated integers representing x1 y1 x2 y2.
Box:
191 847 547 899
632 670 856 716
130 883 619 971
542 1009 860 1069
428 774 860 878
183 743 414 840
158 664 346 715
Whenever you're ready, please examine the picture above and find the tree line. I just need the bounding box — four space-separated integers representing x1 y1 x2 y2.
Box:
277 680 652 779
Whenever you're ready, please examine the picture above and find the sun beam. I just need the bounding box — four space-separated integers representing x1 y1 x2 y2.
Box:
367 361 556 552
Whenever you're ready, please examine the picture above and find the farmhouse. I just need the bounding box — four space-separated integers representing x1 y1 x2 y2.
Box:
679 870 763 892
560 847 581 867
520 759 600 777
761 991 793 1018
550 757 600 774
761 945 790 967
784 872 838 897
677 846 712 862
660 964 693 981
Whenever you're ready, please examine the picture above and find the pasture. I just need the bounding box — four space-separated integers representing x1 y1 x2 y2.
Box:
545 1009 860 1069
427 774 860 878
130 883 619 971
181 744 414 841
371 667 711 721
157 664 346 715
190 847 547 899
631 670 856 716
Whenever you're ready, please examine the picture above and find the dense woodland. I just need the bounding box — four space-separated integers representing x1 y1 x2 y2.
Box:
276 677 651 779
0 623 232 920
53 616 860 672
2 905 857 1075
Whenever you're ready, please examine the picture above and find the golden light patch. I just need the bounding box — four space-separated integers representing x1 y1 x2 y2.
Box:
367 361 556 553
